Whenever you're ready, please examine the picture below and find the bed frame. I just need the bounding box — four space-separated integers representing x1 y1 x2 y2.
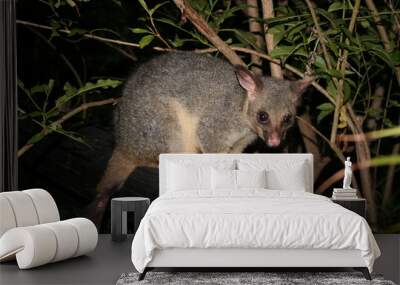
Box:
139 154 371 280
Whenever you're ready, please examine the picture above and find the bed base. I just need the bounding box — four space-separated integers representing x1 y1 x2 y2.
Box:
138 267 371 281
138 248 372 281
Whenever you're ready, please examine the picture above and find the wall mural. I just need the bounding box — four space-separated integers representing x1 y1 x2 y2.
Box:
17 0 399 233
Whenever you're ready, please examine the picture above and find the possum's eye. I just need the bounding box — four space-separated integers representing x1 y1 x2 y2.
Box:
257 111 269 124
283 114 292 124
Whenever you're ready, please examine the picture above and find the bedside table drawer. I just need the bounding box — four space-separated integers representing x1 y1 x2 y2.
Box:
332 199 366 218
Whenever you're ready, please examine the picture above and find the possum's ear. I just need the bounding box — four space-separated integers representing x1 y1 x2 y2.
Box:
290 77 313 94
290 78 313 103
235 65 262 100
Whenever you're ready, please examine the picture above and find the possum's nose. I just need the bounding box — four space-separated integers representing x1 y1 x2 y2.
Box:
267 132 281 147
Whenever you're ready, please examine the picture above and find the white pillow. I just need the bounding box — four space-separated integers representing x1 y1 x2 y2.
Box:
166 159 236 192
238 159 308 191
236 169 267 189
168 163 211 191
266 165 307 191
211 169 267 190
211 168 236 190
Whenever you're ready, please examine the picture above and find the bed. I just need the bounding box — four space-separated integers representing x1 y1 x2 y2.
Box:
131 154 380 280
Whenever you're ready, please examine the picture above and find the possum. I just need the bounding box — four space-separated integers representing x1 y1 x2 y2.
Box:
89 51 311 227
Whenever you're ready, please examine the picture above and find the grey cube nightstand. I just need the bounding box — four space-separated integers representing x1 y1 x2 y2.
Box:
331 198 366 218
111 197 150 242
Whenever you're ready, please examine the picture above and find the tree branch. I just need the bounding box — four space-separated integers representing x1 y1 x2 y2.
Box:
18 98 119 157
346 104 376 226
261 0 283 78
16 20 334 104
304 0 333 70
330 0 361 143
302 1 376 226
16 20 173 52
365 0 400 84
18 3 379 225
173 0 245 66
383 143 400 206
296 114 331 180
247 0 263 74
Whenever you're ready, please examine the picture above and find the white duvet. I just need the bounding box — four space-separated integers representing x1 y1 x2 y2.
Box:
131 190 380 273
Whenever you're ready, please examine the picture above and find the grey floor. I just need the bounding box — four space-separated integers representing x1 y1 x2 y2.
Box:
0 235 134 285
1 234 399 285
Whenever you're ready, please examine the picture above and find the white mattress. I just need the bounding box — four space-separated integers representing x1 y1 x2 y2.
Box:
131 190 380 273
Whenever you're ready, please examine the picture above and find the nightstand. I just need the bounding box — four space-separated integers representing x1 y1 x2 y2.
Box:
111 197 150 242
331 198 366 218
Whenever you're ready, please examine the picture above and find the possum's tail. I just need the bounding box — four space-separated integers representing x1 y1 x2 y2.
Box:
84 147 137 229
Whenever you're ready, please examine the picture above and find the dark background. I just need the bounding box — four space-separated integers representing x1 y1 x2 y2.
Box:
16 0 400 233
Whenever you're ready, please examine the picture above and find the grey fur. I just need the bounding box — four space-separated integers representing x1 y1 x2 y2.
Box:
89 52 310 226
115 51 308 161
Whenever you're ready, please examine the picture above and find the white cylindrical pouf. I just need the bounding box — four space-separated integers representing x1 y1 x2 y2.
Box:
0 226 57 269
65 218 98 257
42 221 79 262
1 192 39 227
23 189 60 224
0 189 97 269
0 196 17 237
0 218 97 269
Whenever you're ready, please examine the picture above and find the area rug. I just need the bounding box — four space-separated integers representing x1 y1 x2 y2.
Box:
116 272 396 285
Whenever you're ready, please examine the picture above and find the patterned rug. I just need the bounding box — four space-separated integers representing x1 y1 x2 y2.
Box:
116 271 396 285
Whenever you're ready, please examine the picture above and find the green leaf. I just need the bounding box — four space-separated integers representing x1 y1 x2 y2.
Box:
327 80 336 98
31 79 54 95
389 100 400 108
54 128 88 146
111 0 122 6
326 41 339 57
313 56 326 70
66 0 76 7
56 79 121 109
149 1 169 16
54 0 61 8
390 50 400 66
268 25 285 46
286 23 307 41
367 108 381 119
316 8 337 28
317 102 335 123
383 118 395 128
360 20 370 29
364 43 395 68
230 29 259 50
157 17 180 28
269 45 308 58
317 102 335 111
139 35 155 49
130 28 151 34
325 69 343 79
368 155 400 167
171 35 184 48
328 2 343 12
343 81 351 102
368 126 400 140
26 111 43 118
213 5 243 28
317 110 333 123
138 0 149 12
78 79 121 92
370 49 394 68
